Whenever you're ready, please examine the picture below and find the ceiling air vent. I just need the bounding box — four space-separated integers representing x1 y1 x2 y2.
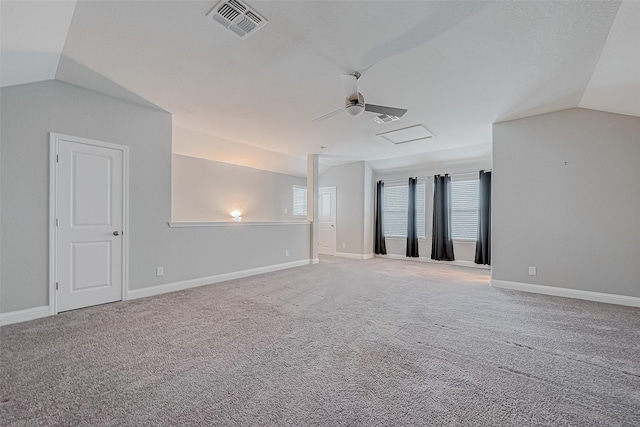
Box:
373 114 400 124
208 0 268 40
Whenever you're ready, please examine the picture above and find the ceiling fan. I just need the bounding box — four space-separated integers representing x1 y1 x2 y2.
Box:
312 72 408 122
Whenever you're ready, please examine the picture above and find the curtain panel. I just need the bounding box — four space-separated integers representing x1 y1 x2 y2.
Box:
406 177 419 257
475 170 491 265
431 174 455 261
374 181 387 255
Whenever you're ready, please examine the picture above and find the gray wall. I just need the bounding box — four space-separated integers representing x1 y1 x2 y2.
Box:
319 161 366 255
172 154 306 221
0 80 309 313
493 108 640 298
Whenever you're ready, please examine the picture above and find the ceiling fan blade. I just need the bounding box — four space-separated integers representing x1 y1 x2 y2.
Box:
341 74 358 99
365 104 408 117
312 107 344 122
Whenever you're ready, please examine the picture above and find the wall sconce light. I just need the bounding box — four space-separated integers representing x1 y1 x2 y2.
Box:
230 210 242 222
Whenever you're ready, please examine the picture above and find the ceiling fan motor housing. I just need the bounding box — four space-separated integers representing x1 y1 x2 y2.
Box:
345 93 365 117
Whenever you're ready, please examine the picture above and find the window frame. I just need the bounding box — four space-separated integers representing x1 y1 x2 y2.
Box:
382 179 426 240
292 185 307 218
450 177 479 242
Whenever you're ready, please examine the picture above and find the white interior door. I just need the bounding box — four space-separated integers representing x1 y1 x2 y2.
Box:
54 135 126 312
318 186 336 255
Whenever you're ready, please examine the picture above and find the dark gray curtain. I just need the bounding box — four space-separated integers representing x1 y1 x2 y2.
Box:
475 170 491 265
431 174 455 261
406 177 419 257
374 181 387 255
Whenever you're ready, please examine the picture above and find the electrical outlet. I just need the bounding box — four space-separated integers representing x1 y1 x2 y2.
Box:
284 208 288 214
156 267 164 277
342 243 346 248
528 266 537 276
285 250 289 257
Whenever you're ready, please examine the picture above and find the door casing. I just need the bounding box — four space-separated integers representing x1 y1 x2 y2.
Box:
49 133 129 315
318 186 337 255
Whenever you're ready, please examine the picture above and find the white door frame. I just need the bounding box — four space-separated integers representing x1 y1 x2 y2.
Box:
48 133 130 315
318 186 337 255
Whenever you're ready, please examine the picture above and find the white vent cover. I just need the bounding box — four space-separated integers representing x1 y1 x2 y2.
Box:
207 0 268 40
376 124 434 145
373 114 400 124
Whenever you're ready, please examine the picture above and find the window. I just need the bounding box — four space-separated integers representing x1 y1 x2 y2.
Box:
292 186 307 217
383 181 425 238
451 179 479 240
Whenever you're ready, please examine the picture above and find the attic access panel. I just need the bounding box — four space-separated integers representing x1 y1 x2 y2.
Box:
376 125 434 145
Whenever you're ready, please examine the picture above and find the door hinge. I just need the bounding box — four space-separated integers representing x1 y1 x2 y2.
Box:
56 218 59 227
56 154 59 163
55 282 59 291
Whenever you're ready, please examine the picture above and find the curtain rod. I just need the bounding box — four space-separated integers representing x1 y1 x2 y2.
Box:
381 169 491 183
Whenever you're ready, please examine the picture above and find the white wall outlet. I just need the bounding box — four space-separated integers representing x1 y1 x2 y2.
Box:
156 266 164 277
528 266 537 276
285 250 289 257
342 243 346 248
284 208 288 214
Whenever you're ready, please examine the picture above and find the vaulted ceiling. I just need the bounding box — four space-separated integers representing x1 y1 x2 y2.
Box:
2 1 639 174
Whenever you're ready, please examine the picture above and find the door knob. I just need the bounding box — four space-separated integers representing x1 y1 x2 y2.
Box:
113 231 120 236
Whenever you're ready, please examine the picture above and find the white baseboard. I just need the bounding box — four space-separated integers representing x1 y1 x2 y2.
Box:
334 252 374 260
311 258 320 264
491 280 640 308
128 259 312 300
376 254 491 270
0 306 51 326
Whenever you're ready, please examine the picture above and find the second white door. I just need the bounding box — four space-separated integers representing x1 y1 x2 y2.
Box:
318 186 336 255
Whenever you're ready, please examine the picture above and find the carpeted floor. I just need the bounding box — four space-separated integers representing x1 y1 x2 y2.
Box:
1 256 639 426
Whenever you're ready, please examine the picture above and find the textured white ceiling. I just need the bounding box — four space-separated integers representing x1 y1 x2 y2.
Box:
2 1 637 174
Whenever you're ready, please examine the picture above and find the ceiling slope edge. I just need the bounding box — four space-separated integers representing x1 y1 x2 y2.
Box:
55 55 168 112
172 125 311 178
579 1 640 118
0 0 77 88
496 1 623 124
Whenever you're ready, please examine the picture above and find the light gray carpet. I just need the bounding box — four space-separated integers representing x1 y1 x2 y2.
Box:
1 256 639 426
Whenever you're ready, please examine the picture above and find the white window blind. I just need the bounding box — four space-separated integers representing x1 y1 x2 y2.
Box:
292 186 307 217
383 181 425 238
451 179 478 240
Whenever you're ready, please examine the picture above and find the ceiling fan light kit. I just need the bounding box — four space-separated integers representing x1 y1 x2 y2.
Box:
313 72 408 122
345 92 365 117
345 104 365 117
